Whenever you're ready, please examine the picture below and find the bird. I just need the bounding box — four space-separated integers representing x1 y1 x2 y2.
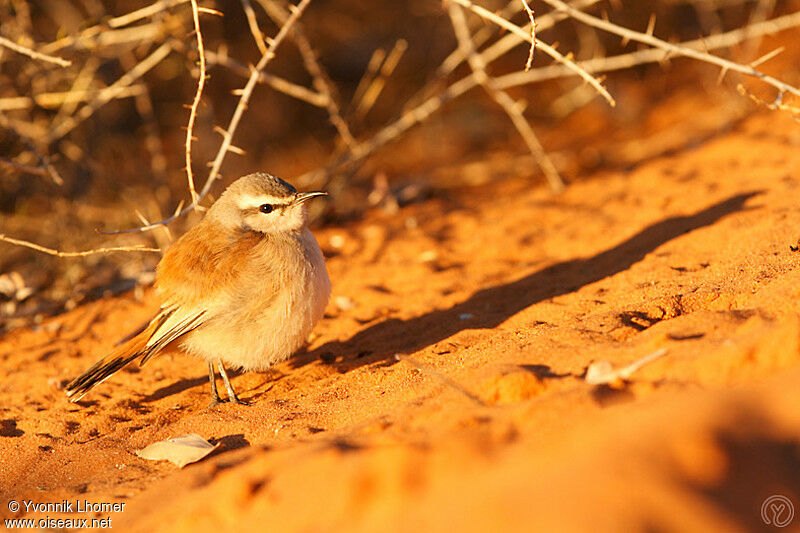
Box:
65 173 331 406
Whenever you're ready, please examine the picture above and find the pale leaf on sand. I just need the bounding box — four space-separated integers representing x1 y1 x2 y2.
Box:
585 348 668 387
135 434 219 468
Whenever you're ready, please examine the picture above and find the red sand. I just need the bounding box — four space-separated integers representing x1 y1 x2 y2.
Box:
2 108 800 531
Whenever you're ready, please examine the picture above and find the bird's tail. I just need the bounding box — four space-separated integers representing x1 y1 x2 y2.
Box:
65 313 169 402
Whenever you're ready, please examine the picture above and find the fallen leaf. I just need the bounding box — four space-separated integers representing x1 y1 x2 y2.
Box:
135 434 219 468
585 348 669 387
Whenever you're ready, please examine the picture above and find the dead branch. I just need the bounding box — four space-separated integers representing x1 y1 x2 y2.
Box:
538 0 800 99
519 0 536 71
494 10 800 90
447 3 563 191
449 0 615 106
103 0 313 235
0 35 71 67
257 0 356 148
0 234 160 258
204 48 327 107
185 0 208 205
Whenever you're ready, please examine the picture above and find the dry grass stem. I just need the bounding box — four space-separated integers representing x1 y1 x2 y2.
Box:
41 0 186 53
0 85 146 112
48 43 174 142
355 39 408 120
241 0 269 55
352 48 387 107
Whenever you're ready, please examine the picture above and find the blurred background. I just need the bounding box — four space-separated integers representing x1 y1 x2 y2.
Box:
1 0 799 330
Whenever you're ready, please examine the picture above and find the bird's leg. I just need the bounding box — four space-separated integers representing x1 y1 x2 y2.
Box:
207 361 224 408
217 361 249 405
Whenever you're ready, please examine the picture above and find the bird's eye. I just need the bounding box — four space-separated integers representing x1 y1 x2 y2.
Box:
259 204 274 214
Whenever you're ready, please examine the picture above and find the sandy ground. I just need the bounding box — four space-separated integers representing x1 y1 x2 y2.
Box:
2 106 800 531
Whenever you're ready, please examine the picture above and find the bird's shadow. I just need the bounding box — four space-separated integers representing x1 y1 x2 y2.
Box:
297 191 760 371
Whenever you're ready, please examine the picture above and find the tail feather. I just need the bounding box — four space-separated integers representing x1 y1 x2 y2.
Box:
65 311 172 402
64 306 206 402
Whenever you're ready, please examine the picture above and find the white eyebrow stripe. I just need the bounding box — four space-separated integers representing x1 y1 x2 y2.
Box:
237 195 294 210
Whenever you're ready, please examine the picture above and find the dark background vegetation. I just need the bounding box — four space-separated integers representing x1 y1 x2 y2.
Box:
1 0 798 330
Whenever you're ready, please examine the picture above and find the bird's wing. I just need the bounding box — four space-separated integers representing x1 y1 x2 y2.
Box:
138 304 206 365
64 304 205 401
142 224 273 364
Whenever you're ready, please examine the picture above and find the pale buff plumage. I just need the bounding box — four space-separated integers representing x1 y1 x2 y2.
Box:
66 173 331 405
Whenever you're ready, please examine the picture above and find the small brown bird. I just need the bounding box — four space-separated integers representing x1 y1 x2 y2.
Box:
66 173 331 405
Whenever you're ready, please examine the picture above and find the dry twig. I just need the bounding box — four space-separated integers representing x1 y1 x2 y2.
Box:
447 3 563 191
0 234 160 258
104 0 313 235
48 43 174 142
257 0 356 148
519 0 536 71
185 0 208 205
449 0 615 106
0 35 71 67
538 0 800 98
494 10 800 90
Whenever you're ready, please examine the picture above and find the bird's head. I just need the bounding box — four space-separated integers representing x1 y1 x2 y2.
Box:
208 173 326 234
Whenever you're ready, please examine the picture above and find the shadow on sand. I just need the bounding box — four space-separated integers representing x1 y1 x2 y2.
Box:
298 191 760 371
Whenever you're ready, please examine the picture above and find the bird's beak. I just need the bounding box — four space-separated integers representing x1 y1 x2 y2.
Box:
293 191 327 205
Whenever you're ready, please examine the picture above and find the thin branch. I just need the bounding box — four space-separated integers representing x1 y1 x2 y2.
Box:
519 0 536 70
185 0 207 205
449 0 615 106
257 0 356 148
494 10 800 91
0 85 145 111
41 0 187 53
737 84 799 120
0 34 71 66
108 0 189 28
0 234 160 257
438 0 601 79
241 0 269 55
538 0 800 98
0 157 49 177
205 48 327 107
103 0 313 235
447 3 563 191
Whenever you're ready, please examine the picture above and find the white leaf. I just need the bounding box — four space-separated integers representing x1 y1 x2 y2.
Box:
135 433 219 468
585 348 668 386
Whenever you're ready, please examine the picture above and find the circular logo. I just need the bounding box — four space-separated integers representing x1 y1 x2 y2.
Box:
762 495 795 528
